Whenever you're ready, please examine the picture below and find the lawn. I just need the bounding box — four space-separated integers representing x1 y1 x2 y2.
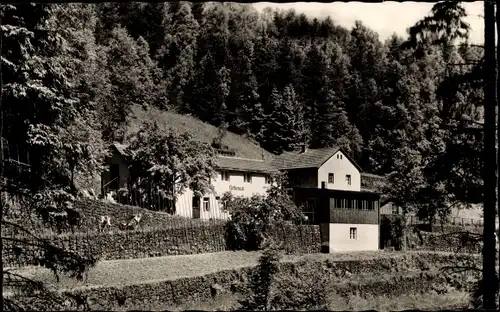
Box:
6 250 479 311
8 250 478 292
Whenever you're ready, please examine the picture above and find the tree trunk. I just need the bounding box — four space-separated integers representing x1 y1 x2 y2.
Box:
496 0 500 305
171 173 176 214
483 1 498 308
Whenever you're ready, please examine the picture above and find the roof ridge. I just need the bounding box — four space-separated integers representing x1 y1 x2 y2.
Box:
217 155 267 162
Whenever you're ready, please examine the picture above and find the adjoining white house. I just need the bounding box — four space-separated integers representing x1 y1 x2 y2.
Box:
272 145 381 252
101 140 382 252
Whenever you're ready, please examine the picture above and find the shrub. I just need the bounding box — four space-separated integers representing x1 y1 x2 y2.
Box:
239 246 282 311
270 271 330 310
223 172 304 251
380 215 406 250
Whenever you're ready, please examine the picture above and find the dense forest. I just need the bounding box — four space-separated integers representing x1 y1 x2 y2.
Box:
1 2 485 218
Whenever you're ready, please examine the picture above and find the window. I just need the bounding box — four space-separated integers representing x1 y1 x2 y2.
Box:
367 201 374 210
216 196 222 209
357 199 363 210
244 173 252 183
350 227 357 240
221 171 230 182
203 197 210 211
303 198 316 223
392 204 399 215
345 174 352 185
328 173 334 184
265 175 271 184
362 200 367 210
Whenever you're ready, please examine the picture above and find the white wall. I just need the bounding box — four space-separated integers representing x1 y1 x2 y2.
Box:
325 223 379 252
213 170 269 198
175 188 231 220
175 170 270 220
317 151 361 192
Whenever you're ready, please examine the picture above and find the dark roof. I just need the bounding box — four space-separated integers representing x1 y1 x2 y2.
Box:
216 156 278 174
360 172 385 179
272 146 362 171
112 143 128 155
111 142 276 174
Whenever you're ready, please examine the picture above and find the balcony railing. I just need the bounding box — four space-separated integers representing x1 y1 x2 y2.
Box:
328 208 379 224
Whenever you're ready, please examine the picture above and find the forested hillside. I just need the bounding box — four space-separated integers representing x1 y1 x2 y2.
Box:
1 2 484 218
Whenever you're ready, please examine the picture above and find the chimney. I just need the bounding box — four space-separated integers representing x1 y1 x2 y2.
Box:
300 144 308 153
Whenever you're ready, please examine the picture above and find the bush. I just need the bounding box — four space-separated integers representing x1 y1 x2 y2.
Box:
223 172 304 251
270 269 330 310
380 215 406 250
239 247 282 311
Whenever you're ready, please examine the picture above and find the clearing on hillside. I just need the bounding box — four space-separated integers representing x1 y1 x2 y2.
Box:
127 105 273 160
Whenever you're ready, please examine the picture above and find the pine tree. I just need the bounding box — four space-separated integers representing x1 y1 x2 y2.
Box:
263 86 307 154
187 52 231 126
227 36 264 140
157 1 199 109
101 26 157 142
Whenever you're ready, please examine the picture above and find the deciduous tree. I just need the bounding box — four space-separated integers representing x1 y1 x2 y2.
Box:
125 120 217 213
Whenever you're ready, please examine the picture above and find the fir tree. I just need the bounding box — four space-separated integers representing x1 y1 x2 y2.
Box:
264 85 307 154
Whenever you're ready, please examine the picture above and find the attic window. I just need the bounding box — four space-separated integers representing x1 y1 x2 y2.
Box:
216 148 236 157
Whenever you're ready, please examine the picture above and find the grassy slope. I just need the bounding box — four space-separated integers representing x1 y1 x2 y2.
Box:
10 250 479 291
127 105 273 160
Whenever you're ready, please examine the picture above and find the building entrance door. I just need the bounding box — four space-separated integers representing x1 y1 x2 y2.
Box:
192 196 201 219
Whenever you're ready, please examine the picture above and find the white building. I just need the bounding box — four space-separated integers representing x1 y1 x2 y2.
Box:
272 145 380 252
101 143 277 220
102 143 380 252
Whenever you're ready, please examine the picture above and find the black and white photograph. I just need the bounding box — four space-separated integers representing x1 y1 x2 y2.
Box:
1 1 499 311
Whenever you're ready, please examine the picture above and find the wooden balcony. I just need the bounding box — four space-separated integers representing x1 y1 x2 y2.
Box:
329 208 379 224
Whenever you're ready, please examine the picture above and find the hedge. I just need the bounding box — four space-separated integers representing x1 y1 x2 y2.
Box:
2 198 215 237
3 222 322 267
405 227 482 253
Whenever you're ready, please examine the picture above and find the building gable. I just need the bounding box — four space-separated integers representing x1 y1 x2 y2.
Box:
317 150 361 192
